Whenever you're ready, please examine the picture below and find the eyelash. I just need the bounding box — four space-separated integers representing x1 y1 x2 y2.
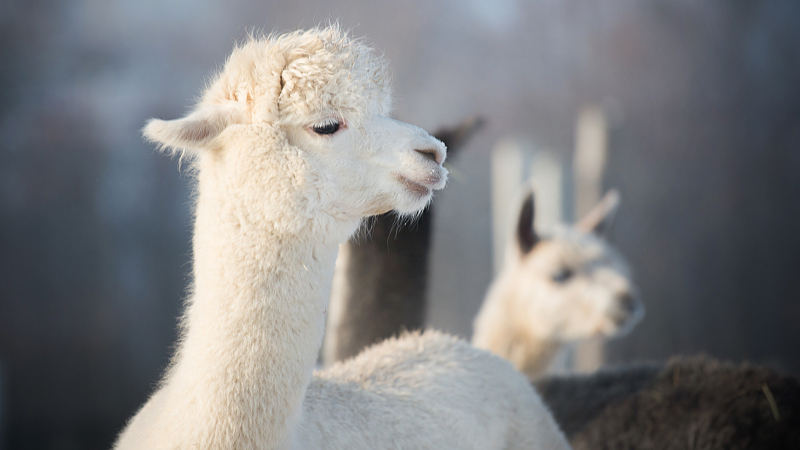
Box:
311 118 342 135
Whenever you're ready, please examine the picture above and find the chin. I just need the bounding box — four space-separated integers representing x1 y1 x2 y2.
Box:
392 190 433 216
389 172 440 215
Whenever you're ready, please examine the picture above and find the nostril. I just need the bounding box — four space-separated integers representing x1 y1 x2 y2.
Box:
619 293 637 314
415 148 441 165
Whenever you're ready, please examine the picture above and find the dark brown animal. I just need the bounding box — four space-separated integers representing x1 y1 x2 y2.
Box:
535 356 800 450
322 117 484 364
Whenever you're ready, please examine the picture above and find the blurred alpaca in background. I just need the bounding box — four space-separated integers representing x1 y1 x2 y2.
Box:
472 188 643 378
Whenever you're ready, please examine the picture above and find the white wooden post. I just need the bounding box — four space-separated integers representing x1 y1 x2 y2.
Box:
491 139 526 275
572 104 609 373
529 152 564 233
491 139 564 272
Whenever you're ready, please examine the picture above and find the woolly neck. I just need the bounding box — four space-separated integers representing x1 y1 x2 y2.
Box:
158 155 357 449
472 276 561 380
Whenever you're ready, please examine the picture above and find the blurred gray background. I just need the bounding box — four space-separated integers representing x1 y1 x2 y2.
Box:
1 0 799 449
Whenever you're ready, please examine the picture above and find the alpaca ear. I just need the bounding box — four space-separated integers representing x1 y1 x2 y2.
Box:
576 189 621 238
515 189 539 255
431 116 485 161
143 101 247 154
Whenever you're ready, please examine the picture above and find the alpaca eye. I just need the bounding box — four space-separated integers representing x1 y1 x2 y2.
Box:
311 119 341 135
552 267 573 283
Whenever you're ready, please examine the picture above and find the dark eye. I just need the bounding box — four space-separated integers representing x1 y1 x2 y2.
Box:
551 267 573 283
312 120 340 135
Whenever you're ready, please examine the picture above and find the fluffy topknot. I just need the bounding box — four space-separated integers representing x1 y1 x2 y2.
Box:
201 25 393 126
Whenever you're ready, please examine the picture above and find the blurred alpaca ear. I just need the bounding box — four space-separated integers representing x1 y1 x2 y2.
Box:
431 116 485 161
515 189 539 255
576 189 621 238
143 101 247 154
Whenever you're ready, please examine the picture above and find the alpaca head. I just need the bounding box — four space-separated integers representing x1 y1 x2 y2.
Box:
142 26 446 232
502 189 643 343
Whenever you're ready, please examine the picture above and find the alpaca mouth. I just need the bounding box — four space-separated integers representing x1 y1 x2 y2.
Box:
609 295 644 335
394 174 431 198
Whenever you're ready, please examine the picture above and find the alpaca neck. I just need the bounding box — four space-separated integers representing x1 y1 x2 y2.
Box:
505 331 561 379
472 278 561 380
164 174 353 449
324 211 432 364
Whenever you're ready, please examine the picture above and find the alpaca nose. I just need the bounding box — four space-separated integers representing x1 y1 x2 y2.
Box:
618 293 640 316
415 148 444 165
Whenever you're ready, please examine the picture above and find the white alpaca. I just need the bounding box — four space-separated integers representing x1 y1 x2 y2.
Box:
472 188 644 379
114 27 569 450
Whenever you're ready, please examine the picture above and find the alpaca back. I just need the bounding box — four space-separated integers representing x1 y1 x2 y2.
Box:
303 331 569 449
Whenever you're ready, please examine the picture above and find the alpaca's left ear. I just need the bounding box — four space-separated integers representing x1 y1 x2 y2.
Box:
576 189 621 238
143 101 248 154
515 189 539 255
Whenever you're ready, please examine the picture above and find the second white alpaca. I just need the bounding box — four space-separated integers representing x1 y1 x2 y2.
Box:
472 189 644 379
114 26 569 450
